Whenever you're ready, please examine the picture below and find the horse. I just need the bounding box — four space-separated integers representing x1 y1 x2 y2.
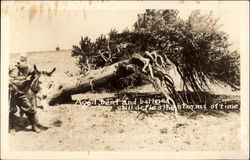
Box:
9 65 56 132
26 65 56 111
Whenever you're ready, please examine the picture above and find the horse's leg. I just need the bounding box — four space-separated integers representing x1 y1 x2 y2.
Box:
27 90 37 109
34 94 37 107
40 99 49 112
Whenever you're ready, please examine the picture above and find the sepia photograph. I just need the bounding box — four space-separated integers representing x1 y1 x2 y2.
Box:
1 1 249 159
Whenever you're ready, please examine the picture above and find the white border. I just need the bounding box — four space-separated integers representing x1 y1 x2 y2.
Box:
1 1 249 159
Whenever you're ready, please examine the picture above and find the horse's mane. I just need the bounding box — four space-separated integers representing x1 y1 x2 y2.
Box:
18 71 36 91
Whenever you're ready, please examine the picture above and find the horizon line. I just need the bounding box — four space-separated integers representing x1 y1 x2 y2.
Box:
10 49 73 55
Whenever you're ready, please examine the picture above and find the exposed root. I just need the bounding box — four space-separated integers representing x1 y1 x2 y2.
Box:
89 79 95 92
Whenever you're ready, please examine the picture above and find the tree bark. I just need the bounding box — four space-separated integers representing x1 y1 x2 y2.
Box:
46 55 179 118
47 60 135 105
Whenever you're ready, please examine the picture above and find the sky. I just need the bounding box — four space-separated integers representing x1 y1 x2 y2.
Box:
5 2 240 53
8 9 145 53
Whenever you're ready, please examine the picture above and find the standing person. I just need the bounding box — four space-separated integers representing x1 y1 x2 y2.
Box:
8 52 44 133
9 70 42 133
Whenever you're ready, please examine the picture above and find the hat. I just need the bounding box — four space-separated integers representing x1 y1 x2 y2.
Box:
20 52 27 58
19 52 28 62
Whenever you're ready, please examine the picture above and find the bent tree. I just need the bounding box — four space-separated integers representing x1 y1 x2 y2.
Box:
48 10 240 118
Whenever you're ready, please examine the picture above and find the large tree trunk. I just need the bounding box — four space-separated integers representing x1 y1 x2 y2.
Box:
47 60 135 105
47 53 179 118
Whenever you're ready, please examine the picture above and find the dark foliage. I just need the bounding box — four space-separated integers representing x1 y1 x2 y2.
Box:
133 9 240 91
72 9 240 92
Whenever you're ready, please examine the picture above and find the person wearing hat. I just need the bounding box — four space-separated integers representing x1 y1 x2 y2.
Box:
16 52 34 77
8 52 44 133
10 52 35 91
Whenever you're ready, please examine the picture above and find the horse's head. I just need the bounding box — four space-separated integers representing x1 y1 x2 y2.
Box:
31 65 56 100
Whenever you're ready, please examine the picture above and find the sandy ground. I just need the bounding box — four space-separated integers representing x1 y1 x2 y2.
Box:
8 50 241 151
